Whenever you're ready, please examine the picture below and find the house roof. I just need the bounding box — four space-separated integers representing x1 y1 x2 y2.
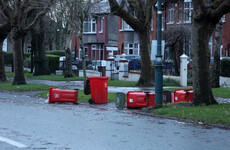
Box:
91 1 111 15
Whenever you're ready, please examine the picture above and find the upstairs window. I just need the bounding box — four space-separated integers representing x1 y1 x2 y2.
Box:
83 18 96 33
168 4 174 24
99 17 104 33
177 3 182 23
124 21 133 30
184 1 193 23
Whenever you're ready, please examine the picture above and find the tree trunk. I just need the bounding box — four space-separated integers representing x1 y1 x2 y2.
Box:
79 18 87 84
64 47 73 78
0 40 7 82
12 29 26 85
212 22 223 88
137 31 155 87
0 22 11 82
191 21 217 105
32 18 51 76
32 33 50 76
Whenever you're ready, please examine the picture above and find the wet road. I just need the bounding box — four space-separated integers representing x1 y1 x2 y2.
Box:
0 90 230 150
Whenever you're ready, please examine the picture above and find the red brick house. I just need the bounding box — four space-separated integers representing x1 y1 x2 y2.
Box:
72 0 230 61
72 2 118 61
117 0 230 62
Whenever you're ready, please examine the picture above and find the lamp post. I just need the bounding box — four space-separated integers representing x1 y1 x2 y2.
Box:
155 0 163 107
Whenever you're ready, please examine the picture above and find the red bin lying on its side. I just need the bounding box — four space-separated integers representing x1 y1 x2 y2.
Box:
127 91 155 108
174 89 193 103
49 87 78 104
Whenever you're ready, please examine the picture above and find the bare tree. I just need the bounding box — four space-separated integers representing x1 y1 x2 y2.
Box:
0 17 11 82
31 15 51 76
191 0 230 105
212 21 223 88
165 26 191 76
0 0 53 85
0 2 12 82
52 0 102 81
108 0 156 87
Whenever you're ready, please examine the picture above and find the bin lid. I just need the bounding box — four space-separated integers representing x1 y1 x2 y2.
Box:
88 76 110 79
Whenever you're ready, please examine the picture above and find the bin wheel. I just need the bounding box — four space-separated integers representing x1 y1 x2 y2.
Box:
89 99 94 104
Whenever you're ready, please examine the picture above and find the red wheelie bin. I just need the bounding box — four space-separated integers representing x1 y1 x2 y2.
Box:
88 76 110 104
174 89 193 103
126 91 155 108
49 87 78 103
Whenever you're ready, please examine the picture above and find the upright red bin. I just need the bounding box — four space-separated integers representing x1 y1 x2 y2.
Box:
127 91 155 108
174 89 193 103
49 87 78 103
88 76 110 104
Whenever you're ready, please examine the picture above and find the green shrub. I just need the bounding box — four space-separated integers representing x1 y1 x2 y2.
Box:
24 52 31 58
23 57 31 68
46 50 65 56
46 54 60 73
3 52 13 65
221 58 230 77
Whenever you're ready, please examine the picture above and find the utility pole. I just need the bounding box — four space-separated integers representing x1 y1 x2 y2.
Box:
155 0 163 107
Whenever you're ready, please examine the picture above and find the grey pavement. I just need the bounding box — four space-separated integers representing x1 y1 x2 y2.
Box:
21 77 180 93
0 90 230 150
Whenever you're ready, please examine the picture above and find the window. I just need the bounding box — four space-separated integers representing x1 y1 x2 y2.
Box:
184 2 193 23
168 4 174 23
92 44 96 50
162 15 164 31
124 21 133 31
184 40 191 58
83 18 96 33
124 43 139 55
209 36 213 57
221 15 225 23
99 17 104 33
177 3 182 23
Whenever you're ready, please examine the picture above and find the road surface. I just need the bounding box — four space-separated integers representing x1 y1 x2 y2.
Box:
0 90 230 150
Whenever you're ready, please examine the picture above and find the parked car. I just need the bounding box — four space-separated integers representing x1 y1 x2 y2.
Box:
114 54 140 68
128 57 141 71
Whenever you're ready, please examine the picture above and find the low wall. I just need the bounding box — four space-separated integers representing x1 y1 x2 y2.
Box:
119 72 180 82
4 66 12 72
220 76 230 87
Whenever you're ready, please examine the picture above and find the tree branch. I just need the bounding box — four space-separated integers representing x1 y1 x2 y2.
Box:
209 0 230 21
24 3 50 32
108 0 140 30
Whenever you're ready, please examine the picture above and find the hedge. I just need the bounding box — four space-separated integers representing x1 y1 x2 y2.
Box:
46 50 65 56
221 58 230 77
46 54 60 73
3 52 13 65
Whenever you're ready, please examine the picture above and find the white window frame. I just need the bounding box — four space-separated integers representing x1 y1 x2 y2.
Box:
177 3 182 24
92 44 96 50
167 4 174 24
124 43 140 55
184 2 193 23
221 15 225 23
83 18 96 34
99 17 104 33
124 21 133 31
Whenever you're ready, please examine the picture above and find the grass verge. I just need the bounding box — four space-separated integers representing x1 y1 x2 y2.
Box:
164 87 230 98
6 72 84 81
152 103 230 126
0 82 53 91
37 90 116 102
